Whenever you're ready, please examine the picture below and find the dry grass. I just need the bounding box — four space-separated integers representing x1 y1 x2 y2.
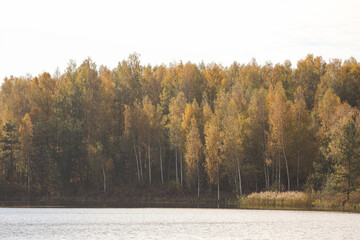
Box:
239 191 309 208
246 191 307 201
239 190 360 212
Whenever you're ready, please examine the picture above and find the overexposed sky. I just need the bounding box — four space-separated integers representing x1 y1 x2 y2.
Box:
0 0 360 82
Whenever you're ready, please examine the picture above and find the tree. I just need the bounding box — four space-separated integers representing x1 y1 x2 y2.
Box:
205 117 223 200
248 88 270 189
317 89 341 141
318 58 360 108
311 89 341 189
167 92 187 185
236 59 264 101
291 86 313 188
142 65 163 106
124 104 142 183
112 53 143 105
3 53 360 201
202 63 225 108
19 114 33 199
268 82 291 191
1 122 20 192
329 106 360 200
215 91 248 196
142 96 156 185
182 99 202 135
185 118 203 199
295 54 326 109
178 62 203 104
88 142 113 193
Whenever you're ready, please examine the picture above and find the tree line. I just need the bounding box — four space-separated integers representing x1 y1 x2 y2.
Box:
1 53 360 201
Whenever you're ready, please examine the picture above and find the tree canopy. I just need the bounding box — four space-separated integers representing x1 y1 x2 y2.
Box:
1 53 360 202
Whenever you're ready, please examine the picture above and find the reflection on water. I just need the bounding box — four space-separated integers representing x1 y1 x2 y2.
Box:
0 200 233 208
1 208 360 239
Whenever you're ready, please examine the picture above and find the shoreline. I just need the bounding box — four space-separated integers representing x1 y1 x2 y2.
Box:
1 199 359 213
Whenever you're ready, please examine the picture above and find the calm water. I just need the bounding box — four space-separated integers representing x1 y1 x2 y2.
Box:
1 208 360 239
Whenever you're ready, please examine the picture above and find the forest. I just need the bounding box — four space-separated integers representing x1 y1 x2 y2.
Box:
1 53 360 203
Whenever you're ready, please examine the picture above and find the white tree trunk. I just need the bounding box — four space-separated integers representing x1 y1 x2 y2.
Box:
281 133 290 191
296 107 302 187
180 154 183 187
27 157 30 201
159 139 164 184
264 162 268 189
175 146 178 182
217 169 220 201
262 104 269 188
102 167 106 193
148 142 151 185
278 152 281 191
297 143 300 187
139 147 143 181
197 162 200 200
133 144 141 183
237 157 242 197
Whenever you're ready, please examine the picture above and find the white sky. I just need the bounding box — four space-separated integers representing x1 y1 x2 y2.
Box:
1 0 360 82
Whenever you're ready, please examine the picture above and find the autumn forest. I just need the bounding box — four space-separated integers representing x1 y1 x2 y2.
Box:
1 53 360 202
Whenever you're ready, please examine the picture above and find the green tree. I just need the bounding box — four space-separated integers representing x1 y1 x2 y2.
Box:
329 106 360 200
1 122 20 192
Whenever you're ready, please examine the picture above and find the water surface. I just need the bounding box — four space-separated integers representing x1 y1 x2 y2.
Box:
1 208 359 239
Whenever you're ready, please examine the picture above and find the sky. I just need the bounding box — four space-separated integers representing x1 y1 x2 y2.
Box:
1 0 360 82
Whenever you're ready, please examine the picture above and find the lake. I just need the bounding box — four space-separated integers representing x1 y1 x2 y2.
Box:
1 208 359 239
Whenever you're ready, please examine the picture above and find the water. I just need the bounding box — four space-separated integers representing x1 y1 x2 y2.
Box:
1 208 359 239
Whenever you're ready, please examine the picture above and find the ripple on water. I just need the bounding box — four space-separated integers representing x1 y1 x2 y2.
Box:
0 208 359 240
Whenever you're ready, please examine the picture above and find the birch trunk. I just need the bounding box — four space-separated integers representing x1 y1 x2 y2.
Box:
255 175 258 192
102 167 106 193
139 147 143 181
261 104 269 188
148 142 151 185
297 110 301 187
264 162 268 189
281 133 290 191
180 154 183 187
278 151 281 191
133 144 140 183
234 175 238 195
237 157 242 197
297 144 300 187
159 139 164 184
27 157 30 201
267 165 270 189
347 156 351 201
175 147 178 182
197 162 200 200
217 168 220 201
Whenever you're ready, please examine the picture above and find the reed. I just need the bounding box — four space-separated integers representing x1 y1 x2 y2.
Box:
239 190 360 212
239 191 310 208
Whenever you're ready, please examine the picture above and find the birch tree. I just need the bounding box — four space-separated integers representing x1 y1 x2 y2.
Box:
167 92 186 185
268 82 292 191
205 118 223 200
185 118 203 199
19 113 33 200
